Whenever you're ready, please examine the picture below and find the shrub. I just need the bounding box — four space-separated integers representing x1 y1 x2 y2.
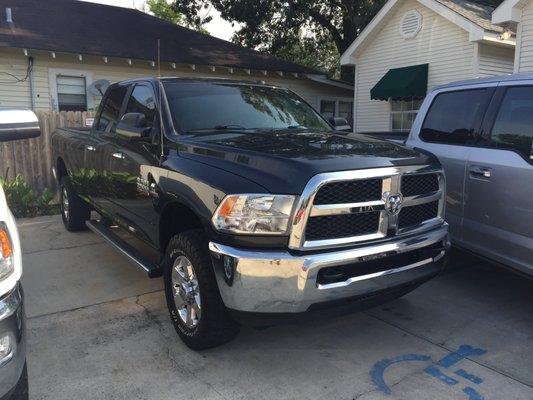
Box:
0 175 59 218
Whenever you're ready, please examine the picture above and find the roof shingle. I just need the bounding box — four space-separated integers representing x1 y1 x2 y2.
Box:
0 0 322 74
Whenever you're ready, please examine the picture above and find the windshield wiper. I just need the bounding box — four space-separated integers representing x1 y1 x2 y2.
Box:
187 124 248 133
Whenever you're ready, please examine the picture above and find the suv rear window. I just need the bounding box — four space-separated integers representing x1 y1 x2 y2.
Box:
491 86 533 162
421 89 491 145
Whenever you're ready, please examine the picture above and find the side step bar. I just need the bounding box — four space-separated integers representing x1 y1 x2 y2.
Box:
86 220 163 278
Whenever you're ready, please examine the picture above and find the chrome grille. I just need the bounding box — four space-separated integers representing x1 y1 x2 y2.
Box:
313 179 382 205
289 166 445 250
306 212 381 240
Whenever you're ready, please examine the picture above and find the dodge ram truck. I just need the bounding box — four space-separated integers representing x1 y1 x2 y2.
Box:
51 77 450 349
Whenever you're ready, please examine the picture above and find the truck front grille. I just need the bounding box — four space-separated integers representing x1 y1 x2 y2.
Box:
305 212 380 240
290 167 445 250
314 178 382 205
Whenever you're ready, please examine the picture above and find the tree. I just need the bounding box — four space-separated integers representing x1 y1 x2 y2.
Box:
147 0 210 34
171 0 387 81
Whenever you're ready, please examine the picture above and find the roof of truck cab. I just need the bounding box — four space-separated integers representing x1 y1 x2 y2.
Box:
433 73 533 90
117 76 282 88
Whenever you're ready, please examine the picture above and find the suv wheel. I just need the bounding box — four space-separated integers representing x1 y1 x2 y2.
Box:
164 230 239 350
60 176 90 232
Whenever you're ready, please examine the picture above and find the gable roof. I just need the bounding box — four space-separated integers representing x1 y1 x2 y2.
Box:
492 0 529 24
0 0 321 75
435 0 504 33
341 0 513 65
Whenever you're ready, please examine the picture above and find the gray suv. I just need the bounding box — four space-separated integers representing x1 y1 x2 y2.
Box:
406 74 533 276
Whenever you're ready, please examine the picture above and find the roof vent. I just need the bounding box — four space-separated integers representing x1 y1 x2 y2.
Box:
400 10 422 39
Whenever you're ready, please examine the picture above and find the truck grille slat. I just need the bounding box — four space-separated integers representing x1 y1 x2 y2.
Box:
398 201 439 229
401 174 439 197
313 178 382 205
306 212 380 240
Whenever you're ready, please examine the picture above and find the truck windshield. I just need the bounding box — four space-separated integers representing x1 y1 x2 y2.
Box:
163 81 331 133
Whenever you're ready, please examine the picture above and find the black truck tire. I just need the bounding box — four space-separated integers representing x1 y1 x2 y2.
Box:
164 230 239 350
60 176 90 232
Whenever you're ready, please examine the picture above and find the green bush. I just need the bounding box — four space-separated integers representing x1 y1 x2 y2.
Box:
0 175 59 218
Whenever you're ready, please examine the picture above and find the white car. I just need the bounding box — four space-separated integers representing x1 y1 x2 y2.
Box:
0 108 40 399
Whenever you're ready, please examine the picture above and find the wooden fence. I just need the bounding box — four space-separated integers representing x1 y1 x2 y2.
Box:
0 111 95 192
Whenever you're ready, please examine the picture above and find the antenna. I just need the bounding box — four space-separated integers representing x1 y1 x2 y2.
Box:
157 38 161 77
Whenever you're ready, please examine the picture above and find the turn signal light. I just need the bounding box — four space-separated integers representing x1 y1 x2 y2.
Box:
0 229 11 260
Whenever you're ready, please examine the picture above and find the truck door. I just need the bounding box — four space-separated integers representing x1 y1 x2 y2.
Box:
463 84 533 274
101 83 161 245
408 87 494 243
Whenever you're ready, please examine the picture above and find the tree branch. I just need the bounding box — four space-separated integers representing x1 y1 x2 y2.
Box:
308 9 343 52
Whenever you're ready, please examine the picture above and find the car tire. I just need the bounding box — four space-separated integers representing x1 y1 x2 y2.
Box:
164 229 239 350
60 176 90 232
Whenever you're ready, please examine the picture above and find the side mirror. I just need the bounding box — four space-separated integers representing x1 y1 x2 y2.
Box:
0 108 40 142
329 117 351 133
116 112 151 140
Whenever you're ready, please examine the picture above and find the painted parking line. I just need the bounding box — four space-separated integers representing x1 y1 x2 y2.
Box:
370 344 487 399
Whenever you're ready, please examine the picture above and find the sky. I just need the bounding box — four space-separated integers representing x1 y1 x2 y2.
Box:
79 0 238 41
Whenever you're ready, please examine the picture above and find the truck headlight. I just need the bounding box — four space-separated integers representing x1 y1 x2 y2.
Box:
0 223 14 281
212 194 296 235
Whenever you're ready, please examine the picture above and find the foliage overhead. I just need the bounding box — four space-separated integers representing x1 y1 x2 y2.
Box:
147 0 210 34
171 0 387 80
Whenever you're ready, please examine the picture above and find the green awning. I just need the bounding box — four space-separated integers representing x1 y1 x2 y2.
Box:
370 64 428 101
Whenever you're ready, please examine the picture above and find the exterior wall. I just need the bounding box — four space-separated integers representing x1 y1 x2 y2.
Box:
477 43 514 77
0 48 352 112
517 0 533 72
354 0 476 133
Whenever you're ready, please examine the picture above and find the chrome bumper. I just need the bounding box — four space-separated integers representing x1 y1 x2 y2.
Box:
209 224 449 313
0 283 25 399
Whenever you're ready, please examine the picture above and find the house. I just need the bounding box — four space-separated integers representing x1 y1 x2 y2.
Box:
0 0 353 124
340 0 516 134
493 0 533 72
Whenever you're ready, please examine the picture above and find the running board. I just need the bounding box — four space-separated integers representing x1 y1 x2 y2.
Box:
86 220 163 278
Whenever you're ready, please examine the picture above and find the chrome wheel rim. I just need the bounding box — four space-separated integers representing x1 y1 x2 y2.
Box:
62 187 69 220
171 255 201 328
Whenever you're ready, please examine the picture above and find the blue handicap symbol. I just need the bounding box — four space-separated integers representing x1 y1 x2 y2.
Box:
370 344 487 399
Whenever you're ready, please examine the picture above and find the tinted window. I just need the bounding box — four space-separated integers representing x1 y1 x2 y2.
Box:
491 87 533 162
163 82 330 133
96 86 127 133
421 89 490 145
125 85 157 129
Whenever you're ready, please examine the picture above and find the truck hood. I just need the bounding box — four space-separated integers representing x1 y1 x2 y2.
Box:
175 130 436 194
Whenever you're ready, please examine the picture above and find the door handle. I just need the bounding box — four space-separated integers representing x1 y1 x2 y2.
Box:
469 165 492 180
112 152 125 160
85 145 96 152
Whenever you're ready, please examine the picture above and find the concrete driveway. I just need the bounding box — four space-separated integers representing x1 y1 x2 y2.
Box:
18 215 533 399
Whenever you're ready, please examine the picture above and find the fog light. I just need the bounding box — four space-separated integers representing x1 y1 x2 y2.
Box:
223 256 235 286
0 335 13 365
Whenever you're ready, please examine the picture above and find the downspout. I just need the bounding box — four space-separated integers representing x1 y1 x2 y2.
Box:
28 56 35 110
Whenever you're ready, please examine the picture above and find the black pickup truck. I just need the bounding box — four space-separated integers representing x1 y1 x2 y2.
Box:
51 77 449 349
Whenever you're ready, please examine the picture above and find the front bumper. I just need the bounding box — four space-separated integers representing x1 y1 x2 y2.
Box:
0 283 26 399
210 224 449 313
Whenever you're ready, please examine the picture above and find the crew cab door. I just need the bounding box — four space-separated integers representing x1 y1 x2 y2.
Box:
100 83 161 245
407 87 494 242
463 84 533 274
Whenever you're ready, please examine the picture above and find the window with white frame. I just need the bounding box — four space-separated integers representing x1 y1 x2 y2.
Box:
319 98 353 127
390 98 422 132
56 75 87 111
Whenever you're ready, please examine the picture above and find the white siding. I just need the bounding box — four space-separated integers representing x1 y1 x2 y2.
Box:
518 0 533 72
478 43 514 77
0 48 352 111
354 0 476 133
